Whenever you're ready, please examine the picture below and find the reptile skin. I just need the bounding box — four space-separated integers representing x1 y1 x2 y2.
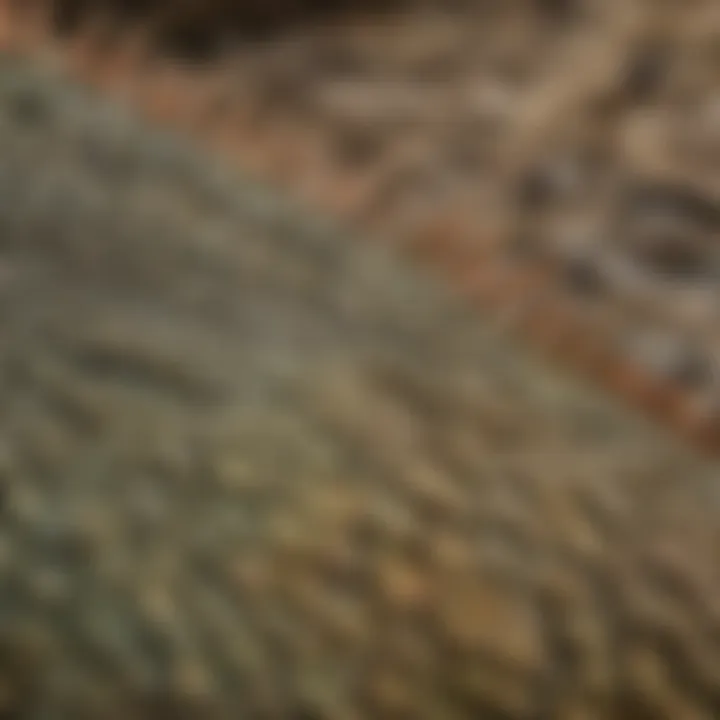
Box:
0 53 719 719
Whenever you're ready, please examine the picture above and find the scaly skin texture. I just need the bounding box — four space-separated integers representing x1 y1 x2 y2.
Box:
6 0 720 455
0 53 720 719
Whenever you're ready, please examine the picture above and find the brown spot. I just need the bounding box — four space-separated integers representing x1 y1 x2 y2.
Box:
438 578 545 672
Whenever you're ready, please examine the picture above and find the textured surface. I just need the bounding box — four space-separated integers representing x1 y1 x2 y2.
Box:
4 0 720 451
0 54 720 718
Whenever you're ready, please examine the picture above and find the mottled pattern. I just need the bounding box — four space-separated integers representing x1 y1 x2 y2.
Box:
0 53 719 718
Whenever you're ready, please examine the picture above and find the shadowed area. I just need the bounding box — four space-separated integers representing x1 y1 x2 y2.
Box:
46 0 410 56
